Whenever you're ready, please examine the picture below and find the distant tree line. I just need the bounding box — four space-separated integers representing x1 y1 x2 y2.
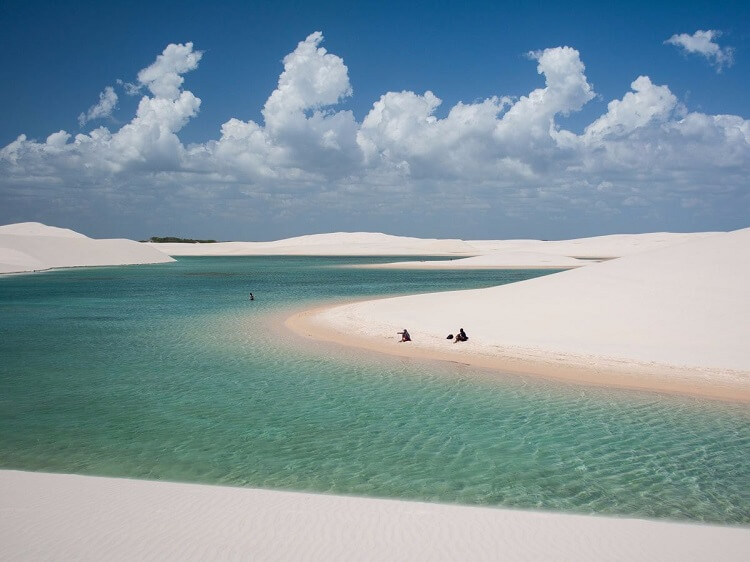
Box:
146 236 218 243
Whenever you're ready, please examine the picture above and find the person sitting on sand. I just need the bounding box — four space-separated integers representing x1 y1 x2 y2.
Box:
398 329 411 342
453 328 468 343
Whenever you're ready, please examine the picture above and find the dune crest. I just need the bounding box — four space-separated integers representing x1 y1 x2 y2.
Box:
148 230 719 265
147 231 477 256
0 221 89 239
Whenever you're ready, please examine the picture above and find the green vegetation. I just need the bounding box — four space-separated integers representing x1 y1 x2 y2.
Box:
146 236 218 243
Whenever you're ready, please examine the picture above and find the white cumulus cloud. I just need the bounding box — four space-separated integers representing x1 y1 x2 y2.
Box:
263 31 352 126
1 42 202 181
665 29 735 72
211 32 361 180
78 86 118 127
136 42 203 99
584 76 680 140
1 32 748 238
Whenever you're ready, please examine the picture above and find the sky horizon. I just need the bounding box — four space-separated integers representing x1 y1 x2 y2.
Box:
1 0 748 241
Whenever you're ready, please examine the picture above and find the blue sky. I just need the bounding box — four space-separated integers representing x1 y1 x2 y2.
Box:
1 0 748 240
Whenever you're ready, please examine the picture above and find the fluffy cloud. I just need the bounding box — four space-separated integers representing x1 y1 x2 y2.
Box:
1 33 748 238
136 42 203 100
262 32 352 126
2 42 202 181
584 76 679 140
665 30 735 72
209 32 361 181
78 86 118 127
358 46 594 182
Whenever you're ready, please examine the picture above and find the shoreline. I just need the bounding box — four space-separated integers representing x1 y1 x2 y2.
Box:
342 263 580 270
285 300 750 404
2 470 749 560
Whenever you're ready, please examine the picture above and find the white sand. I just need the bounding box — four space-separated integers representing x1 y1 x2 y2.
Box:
0 222 174 274
367 232 720 269
2 471 748 561
147 232 478 256
148 231 719 272
361 251 590 269
291 228 750 400
0 222 87 238
467 232 719 259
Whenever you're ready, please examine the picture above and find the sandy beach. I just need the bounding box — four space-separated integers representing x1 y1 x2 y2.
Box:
2 470 749 561
287 228 750 402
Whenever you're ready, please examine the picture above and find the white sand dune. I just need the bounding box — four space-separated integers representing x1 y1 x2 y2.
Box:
2 471 748 561
0 247 47 272
0 222 88 238
148 231 720 274
467 232 718 259
147 232 477 256
536 232 720 258
0 222 174 274
291 228 750 400
362 251 589 269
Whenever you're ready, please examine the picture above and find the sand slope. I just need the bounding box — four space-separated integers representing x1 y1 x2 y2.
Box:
363 251 589 269
2 471 748 561
0 222 88 238
148 231 720 274
300 228 749 395
0 223 174 274
147 232 477 256
467 232 719 259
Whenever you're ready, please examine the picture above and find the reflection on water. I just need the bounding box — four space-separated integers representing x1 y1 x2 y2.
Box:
1 257 748 524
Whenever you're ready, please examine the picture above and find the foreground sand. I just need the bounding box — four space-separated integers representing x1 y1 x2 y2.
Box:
2 471 748 561
288 228 750 402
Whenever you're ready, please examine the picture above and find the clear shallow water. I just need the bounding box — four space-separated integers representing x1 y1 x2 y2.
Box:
1 257 748 525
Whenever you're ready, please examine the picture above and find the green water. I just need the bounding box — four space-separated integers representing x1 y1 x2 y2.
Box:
1 257 748 525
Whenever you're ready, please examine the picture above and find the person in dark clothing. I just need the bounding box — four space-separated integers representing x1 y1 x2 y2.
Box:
398 328 411 342
453 328 468 343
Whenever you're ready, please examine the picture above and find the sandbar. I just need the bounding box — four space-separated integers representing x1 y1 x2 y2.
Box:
287 228 750 403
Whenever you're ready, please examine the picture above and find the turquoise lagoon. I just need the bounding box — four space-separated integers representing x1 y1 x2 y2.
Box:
1 256 748 525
